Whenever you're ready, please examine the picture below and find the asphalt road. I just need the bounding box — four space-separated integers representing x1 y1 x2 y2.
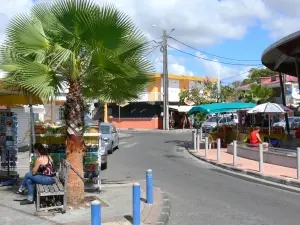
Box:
102 132 300 225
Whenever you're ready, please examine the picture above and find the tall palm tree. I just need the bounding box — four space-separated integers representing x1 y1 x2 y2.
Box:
0 0 153 205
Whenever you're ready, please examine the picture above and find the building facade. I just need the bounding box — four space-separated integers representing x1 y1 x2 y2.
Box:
42 74 217 129
236 75 300 107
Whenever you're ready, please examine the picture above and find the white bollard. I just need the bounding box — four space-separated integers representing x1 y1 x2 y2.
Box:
197 132 200 152
217 138 221 162
297 148 300 179
205 137 208 157
193 130 197 150
233 141 237 167
200 127 203 141
259 144 264 173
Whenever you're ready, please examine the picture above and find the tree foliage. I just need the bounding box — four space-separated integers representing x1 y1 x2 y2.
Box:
237 84 273 103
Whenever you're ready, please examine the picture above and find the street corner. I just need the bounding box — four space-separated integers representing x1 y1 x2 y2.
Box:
139 184 171 225
186 148 300 195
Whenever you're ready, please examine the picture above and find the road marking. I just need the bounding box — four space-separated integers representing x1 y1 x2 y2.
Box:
123 142 139 148
119 141 128 145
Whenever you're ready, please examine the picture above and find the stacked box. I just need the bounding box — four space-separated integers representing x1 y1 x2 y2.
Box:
34 123 101 186
0 112 18 174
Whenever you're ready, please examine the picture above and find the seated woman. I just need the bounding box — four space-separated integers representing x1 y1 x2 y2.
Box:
249 126 268 148
17 143 56 205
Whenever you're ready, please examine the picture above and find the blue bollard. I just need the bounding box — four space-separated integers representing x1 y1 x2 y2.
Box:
146 169 153 204
133 182 140 225
91 200 101 225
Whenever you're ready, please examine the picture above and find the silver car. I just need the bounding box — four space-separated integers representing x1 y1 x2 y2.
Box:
100 122 119 154
202 116 235 133
273 117 300 130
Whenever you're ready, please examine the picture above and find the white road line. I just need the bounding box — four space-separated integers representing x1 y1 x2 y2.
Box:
123 142 139 148
119 141 128 145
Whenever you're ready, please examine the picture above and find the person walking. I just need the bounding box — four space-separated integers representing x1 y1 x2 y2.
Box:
16 143 56 205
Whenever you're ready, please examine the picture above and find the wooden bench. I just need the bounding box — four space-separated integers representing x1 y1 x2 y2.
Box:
36 159 71 213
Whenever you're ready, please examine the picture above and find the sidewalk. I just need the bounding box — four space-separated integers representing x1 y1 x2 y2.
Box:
188 142 300 186
0 152 169 225
0 181 168 225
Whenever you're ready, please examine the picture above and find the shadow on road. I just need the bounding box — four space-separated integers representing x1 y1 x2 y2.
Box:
164 140 192 149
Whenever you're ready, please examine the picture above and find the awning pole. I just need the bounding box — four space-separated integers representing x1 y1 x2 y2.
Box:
279 72 290 135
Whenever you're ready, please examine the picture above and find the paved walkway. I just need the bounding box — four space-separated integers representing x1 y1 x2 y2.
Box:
0 152 164 225
191 142 300 183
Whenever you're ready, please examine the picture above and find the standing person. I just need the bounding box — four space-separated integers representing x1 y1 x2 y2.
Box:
249 126 268 147
16 143 56 205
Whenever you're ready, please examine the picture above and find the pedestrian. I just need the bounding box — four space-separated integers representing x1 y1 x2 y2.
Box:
249 126 268 148
16 143 56 205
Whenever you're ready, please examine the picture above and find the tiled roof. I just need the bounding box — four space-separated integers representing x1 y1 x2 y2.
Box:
237 75 298 89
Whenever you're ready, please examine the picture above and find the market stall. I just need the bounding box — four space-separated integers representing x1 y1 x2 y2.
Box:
188 102 256 147
33 122 103 191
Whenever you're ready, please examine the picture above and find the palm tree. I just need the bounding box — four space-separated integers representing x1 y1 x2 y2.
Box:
244 84 273 103
0 0 153 205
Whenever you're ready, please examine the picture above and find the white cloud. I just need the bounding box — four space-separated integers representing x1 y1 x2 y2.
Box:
153 54 195 76
195 51 257 83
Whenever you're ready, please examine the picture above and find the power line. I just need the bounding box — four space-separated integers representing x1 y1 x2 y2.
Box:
220 66 264 81
168 45 263 67
145 45 160 56
169 36 261 62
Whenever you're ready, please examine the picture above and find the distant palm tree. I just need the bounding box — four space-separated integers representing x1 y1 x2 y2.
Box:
244 84 273 103
0 0 153 205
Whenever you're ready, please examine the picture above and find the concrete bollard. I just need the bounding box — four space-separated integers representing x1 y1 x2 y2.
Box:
217 138 221 162
259 144 264 173
146 169 153 204
197 132 200 152
200 127 203 141
91 200 101 225
233 141 237 167
133 183 140 225
297 148 300 179
193 130 196 150
205 137 208 157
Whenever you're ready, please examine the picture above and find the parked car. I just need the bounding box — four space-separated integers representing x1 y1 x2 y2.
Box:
272 117 300 130
202 116 235 133
100 122 119 154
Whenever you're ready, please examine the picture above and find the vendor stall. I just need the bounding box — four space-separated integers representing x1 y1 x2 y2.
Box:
188 102 256 147
32 122 103 191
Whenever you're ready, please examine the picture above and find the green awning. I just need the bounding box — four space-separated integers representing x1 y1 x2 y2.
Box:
188 102 256 115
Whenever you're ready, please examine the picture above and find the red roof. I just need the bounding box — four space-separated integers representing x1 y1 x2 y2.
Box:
237 75 298 89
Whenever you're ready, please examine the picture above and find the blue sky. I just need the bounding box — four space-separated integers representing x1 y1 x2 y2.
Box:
1 0 300 84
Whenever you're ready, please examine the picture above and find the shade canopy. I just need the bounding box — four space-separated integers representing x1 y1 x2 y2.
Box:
0 94 42 106
262 30 300 77
188 102 256 115
247 102 292 114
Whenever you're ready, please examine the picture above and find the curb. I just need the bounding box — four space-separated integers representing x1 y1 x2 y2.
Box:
156 192 171 225
119 134 133 140
187 149 300 195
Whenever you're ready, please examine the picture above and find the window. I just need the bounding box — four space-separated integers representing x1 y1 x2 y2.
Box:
100 125 110 134
59 106 64 121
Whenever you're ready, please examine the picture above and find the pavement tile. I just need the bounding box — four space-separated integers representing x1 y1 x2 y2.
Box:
192 145 300 183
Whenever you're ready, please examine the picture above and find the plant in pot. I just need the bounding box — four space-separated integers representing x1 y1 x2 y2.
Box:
193 112 207 134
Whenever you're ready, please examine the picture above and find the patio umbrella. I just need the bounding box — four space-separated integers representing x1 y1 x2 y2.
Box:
247 102 292 114
247 102 292 136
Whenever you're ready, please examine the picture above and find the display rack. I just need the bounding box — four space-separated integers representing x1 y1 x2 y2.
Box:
0 111 19 183
33 123 102 191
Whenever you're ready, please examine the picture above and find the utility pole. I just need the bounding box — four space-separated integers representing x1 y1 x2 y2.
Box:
217 66 221 102
162 29 169 130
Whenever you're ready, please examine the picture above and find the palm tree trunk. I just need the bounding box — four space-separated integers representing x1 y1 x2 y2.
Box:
64 81 85 206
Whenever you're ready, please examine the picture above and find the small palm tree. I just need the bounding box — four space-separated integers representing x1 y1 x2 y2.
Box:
0 0 153 205
244 84 273 103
